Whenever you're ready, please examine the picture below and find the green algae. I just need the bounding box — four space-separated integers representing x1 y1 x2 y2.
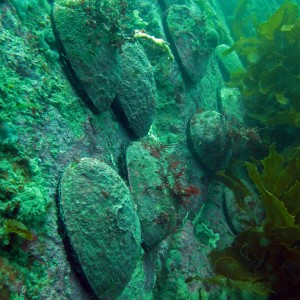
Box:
0 144 50 297
226 1 300 130
2 0 298 299
0 1 87 297
10 0 50 21
203 146 300 299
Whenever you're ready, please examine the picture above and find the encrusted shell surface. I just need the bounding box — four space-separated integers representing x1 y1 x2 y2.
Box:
59 158 141 299
52 0 121 111
117 43 157 137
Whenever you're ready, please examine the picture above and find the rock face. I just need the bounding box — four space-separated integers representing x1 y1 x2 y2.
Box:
117 43 157 137
189 111 233 171
59 158 141 299
2 0 276 298
52 0 122 111
166 5 211 83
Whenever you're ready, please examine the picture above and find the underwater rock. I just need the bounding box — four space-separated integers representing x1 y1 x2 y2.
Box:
166 5 211 83
126 141 177 248
215 44 245 82
205 28 219 49
117 43 156 137
118 259 147 300
220 87 245 122
52 0 122 111
153 221 214 299
189 111 233 171
0 122 18 145
162 0 186 6
59 158 141 299
223 185 265 235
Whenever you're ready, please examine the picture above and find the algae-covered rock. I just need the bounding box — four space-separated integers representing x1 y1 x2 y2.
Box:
166 5 211 83
59 158 141 299
220 87 244 122
126 141 177 248
117 43 156 137
153 221 214 300
52 0 122 111
189 111 233 171
215 44 245 82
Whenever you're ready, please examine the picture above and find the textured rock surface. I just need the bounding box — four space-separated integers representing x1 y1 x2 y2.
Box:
220 87 244 122
189 111 233 171
1 0 281 298
223 184 265 235
117 43 156 137
52 0 122 111
153 221 216 299
126 140 203 248
59 158 141 299
166 5 211 83
126 141 177 247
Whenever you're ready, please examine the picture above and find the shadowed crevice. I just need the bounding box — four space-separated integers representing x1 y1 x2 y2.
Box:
55 180 99 300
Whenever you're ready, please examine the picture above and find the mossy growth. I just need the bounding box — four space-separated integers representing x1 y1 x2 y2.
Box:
0 128 50 298
167 5 217 56
226 1 300 130
10 0 50 21
187 145 300 299
193 0 231 44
